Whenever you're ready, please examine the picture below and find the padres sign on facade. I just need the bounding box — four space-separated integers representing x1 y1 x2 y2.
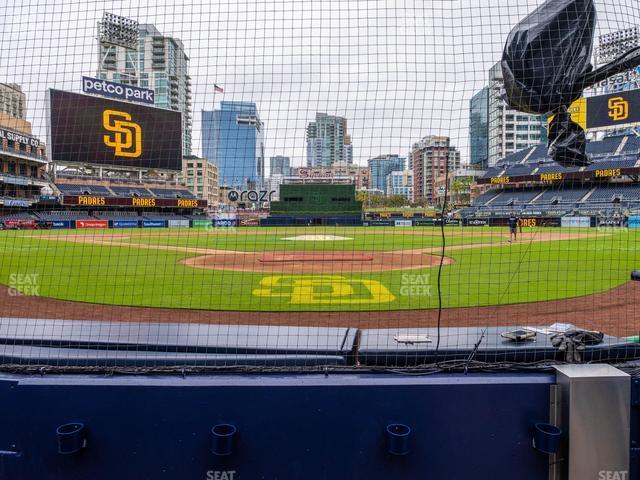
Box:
103 110 142 158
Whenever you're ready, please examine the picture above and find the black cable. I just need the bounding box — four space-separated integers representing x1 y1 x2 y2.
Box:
435 148 449 353
463 327 487 374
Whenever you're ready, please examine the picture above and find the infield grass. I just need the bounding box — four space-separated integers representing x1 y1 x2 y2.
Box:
0 226 637 312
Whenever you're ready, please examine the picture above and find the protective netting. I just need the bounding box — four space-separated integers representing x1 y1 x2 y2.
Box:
0 0 639 372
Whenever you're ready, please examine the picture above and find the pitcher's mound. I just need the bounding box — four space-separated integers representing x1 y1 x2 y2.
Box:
259 252 374 263
281 235 352 241
182 250 452 273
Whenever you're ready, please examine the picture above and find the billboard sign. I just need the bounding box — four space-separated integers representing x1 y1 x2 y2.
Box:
49 89 182 170
75 219 109 229
551 88 640 130
3 199 32 207
597 217 625 228
394 219 413 227
239 217 260 226
192 219 212 228
1 219 37 229
227 190 275 203
214 213 237 227
215 219 237 227
561 216 591 228
594 66 640 91
465 218 489 226
61 195 206 209
112 220 140 228
51 220 72 229
0 127 41 149
628 216 640 228
168 219 190 228
82 76 155 105
142 220 166 228
413 219 435 226
433 218 460 226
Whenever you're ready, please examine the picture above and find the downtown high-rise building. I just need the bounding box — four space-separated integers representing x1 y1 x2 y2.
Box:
202 101 264 189
386 170 413 203
0 83 26 121
410 136 460 205
269 155 291 176
367 154 406 193
0 83 32 134
306 113 352 167
469 87 489 168
97 21 193 156
486 62 547 167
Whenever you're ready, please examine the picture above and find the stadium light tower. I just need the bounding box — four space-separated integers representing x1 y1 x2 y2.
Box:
97 12 139 78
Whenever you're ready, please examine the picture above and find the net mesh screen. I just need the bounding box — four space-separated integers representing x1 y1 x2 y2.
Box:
0 0 639 371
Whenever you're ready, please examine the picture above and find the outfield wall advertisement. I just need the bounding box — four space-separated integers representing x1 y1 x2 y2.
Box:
1 219 37 228
49 89 182 170
51 220 72 229
215 219 237 227
192 219 213 228
142 220 166 228
561 216 591 228
168 219 190 228
597 217 626 228
629 216 640 228
111 220 140 228
464 218 489 227
394 219 413 227
75 219 109 229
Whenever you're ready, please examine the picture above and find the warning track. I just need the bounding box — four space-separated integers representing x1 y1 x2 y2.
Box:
0 281 637 336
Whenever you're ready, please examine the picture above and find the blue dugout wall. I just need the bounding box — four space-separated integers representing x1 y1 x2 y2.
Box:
0 372 553 479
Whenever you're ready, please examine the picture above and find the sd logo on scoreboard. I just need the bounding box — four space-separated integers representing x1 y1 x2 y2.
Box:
550 88 640 131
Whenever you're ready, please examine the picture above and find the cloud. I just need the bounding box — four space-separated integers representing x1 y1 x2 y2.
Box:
1 0 637 170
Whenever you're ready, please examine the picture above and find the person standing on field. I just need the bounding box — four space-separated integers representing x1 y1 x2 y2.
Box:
508 213 519 243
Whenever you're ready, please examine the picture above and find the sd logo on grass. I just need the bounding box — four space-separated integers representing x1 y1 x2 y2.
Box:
253 275 395 304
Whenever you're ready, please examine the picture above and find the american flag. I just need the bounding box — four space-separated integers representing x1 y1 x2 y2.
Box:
214 84 224 93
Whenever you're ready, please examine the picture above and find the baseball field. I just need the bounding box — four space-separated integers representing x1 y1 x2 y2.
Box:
0 226 638 334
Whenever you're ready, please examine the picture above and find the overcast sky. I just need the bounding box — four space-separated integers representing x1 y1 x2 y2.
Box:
1 0 638 170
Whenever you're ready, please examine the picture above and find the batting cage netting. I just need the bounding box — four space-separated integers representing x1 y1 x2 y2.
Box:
0 0 639 372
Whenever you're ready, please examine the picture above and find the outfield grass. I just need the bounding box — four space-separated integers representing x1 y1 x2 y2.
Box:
122 228 506 251
0 226 637 312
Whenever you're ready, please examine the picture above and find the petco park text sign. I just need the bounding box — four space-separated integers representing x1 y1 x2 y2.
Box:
61 195 207 208
83 76 155 105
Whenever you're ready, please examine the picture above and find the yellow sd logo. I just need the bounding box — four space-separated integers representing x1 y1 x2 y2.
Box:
253 275 396 304
608 97 629 122
103 110 142 158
